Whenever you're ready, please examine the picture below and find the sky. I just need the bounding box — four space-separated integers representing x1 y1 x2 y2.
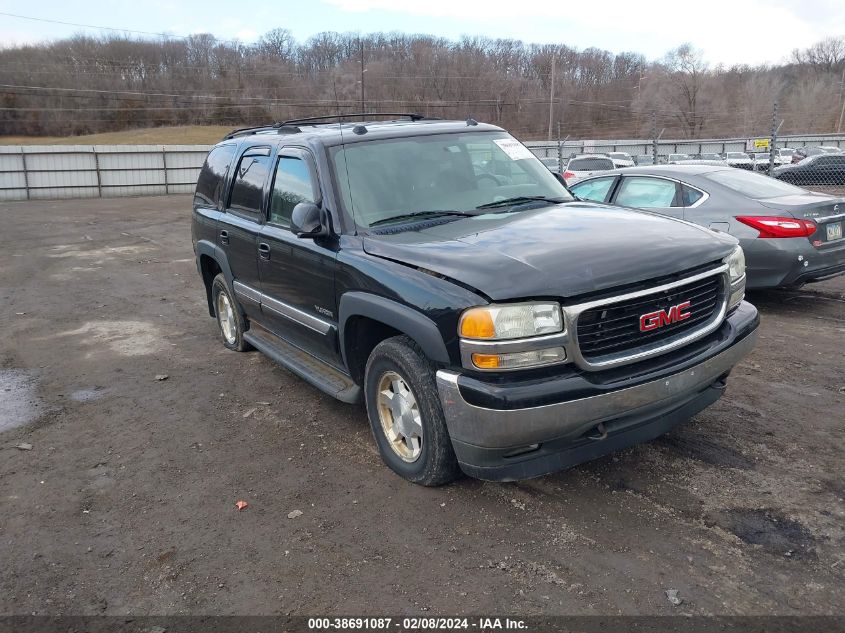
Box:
0 0 843 66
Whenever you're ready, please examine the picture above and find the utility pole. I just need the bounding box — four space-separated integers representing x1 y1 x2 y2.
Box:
359 38 365 118
651 111 658 164
768 100 778 177
547 54 556 141
837 67 845 133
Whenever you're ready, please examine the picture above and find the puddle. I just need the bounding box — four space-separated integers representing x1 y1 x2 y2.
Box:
0 369 43 432
713 508 818 559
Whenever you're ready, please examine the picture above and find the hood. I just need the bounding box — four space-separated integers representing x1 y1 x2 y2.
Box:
362 202 737 301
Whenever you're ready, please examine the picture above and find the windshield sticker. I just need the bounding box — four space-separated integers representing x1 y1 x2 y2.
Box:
493 138 534 160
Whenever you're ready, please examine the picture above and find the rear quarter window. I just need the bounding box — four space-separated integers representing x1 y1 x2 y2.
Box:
194 145 237 208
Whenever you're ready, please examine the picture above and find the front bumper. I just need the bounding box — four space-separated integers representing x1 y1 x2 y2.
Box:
436 302 759 481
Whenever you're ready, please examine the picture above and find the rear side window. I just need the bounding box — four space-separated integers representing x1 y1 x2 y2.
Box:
269 157 316 227
568 157 614 171
194 145 237 208
571 177 616 202
228 150 272 216
682 185 705 206
616 177 679 207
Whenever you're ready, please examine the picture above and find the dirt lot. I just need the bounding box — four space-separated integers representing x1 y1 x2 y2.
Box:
1 195 843 616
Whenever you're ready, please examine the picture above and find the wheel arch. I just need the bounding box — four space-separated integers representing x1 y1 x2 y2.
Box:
196 240 234 317
338 292 450 385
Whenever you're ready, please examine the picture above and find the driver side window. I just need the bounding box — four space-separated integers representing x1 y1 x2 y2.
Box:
269 156 316 227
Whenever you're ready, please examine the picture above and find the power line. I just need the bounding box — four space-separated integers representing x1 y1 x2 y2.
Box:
0 11 248 46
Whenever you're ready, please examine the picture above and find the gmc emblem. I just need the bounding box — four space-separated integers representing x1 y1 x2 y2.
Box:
639 301 692 332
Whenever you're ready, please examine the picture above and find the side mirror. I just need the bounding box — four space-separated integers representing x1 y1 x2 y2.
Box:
290 202 326 238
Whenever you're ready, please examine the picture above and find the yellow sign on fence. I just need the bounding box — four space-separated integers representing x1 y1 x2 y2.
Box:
753 138 770 149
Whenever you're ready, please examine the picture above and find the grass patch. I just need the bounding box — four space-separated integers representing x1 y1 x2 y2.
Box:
0 125 234 145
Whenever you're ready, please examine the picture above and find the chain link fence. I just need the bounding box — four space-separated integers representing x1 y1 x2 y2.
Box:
526 133 845 196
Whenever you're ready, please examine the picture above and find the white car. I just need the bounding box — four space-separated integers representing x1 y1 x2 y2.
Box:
607 151 635 168
562 155 616 185
725 152 754 170
776 148 795 166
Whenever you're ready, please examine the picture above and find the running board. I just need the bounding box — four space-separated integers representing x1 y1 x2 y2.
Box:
243 327 362 404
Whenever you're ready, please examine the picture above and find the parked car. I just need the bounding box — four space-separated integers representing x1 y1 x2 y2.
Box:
633 154 654 166
192 115 757 485
773 153 845 186
818 146 842 154
679 153 727 166
691 153 724 161
607 151 635 168
668 153 692 164
562 155 615 185
568 165 845 289
792 146 830 163
776 148 795 165
752 153 772 172
725 152 754 170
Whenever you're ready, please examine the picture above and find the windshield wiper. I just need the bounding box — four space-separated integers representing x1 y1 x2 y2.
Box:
369 210 475 227
475 195 567 210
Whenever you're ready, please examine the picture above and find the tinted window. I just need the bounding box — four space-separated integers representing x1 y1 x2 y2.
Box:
194 145 237 208
682 185 704 206
705 168 806 198
568 157 614 171
616 177 678 207
571 177 616 202
269 157 316 226
228 151 272 216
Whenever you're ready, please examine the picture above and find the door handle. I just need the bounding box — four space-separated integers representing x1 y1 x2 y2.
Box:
219 230 229 245
258 242 271 260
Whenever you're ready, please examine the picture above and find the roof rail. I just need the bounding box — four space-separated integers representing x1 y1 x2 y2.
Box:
222 123 300 140
222 113 440 141
279 112 431 126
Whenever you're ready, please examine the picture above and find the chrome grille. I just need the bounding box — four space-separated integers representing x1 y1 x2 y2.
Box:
571 270 727 367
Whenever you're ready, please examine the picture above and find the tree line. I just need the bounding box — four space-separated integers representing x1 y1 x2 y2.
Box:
0 30 843 140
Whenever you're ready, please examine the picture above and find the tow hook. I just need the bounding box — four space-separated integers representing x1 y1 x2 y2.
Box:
587 422 608 441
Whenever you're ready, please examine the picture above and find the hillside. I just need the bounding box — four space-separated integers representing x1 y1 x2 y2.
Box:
0 125 233 145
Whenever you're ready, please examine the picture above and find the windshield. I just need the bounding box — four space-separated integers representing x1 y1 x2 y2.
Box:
727 152 749 159
331 131 572 228
706 168 807 198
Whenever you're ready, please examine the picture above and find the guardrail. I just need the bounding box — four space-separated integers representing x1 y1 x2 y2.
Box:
0 144 211 201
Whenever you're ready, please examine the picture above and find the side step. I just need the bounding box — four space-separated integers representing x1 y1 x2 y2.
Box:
243 326 362 404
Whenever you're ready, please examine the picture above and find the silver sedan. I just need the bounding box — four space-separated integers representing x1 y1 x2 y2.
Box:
568 165 845 289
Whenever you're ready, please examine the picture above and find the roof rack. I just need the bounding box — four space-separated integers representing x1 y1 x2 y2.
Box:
222 113 435 140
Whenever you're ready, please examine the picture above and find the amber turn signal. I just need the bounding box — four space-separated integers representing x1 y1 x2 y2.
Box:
459 308 496 339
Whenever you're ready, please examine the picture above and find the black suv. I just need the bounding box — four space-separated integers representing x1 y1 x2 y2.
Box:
192 114 759 486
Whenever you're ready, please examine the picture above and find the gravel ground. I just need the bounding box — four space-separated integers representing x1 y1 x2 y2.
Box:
1 195 843 616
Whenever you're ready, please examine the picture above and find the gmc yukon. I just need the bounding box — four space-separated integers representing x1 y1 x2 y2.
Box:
191 114 759 485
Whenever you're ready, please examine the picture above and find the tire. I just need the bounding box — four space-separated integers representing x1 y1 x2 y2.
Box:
211 273 251 352
364 335 461 486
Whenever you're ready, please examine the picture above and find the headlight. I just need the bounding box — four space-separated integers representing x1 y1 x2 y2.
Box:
459 302 562 340
724 246 745 282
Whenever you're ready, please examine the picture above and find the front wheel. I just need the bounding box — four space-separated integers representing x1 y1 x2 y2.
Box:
364 336 461 486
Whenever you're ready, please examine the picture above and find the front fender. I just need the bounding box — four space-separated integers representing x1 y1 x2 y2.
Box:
338 292 450 366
